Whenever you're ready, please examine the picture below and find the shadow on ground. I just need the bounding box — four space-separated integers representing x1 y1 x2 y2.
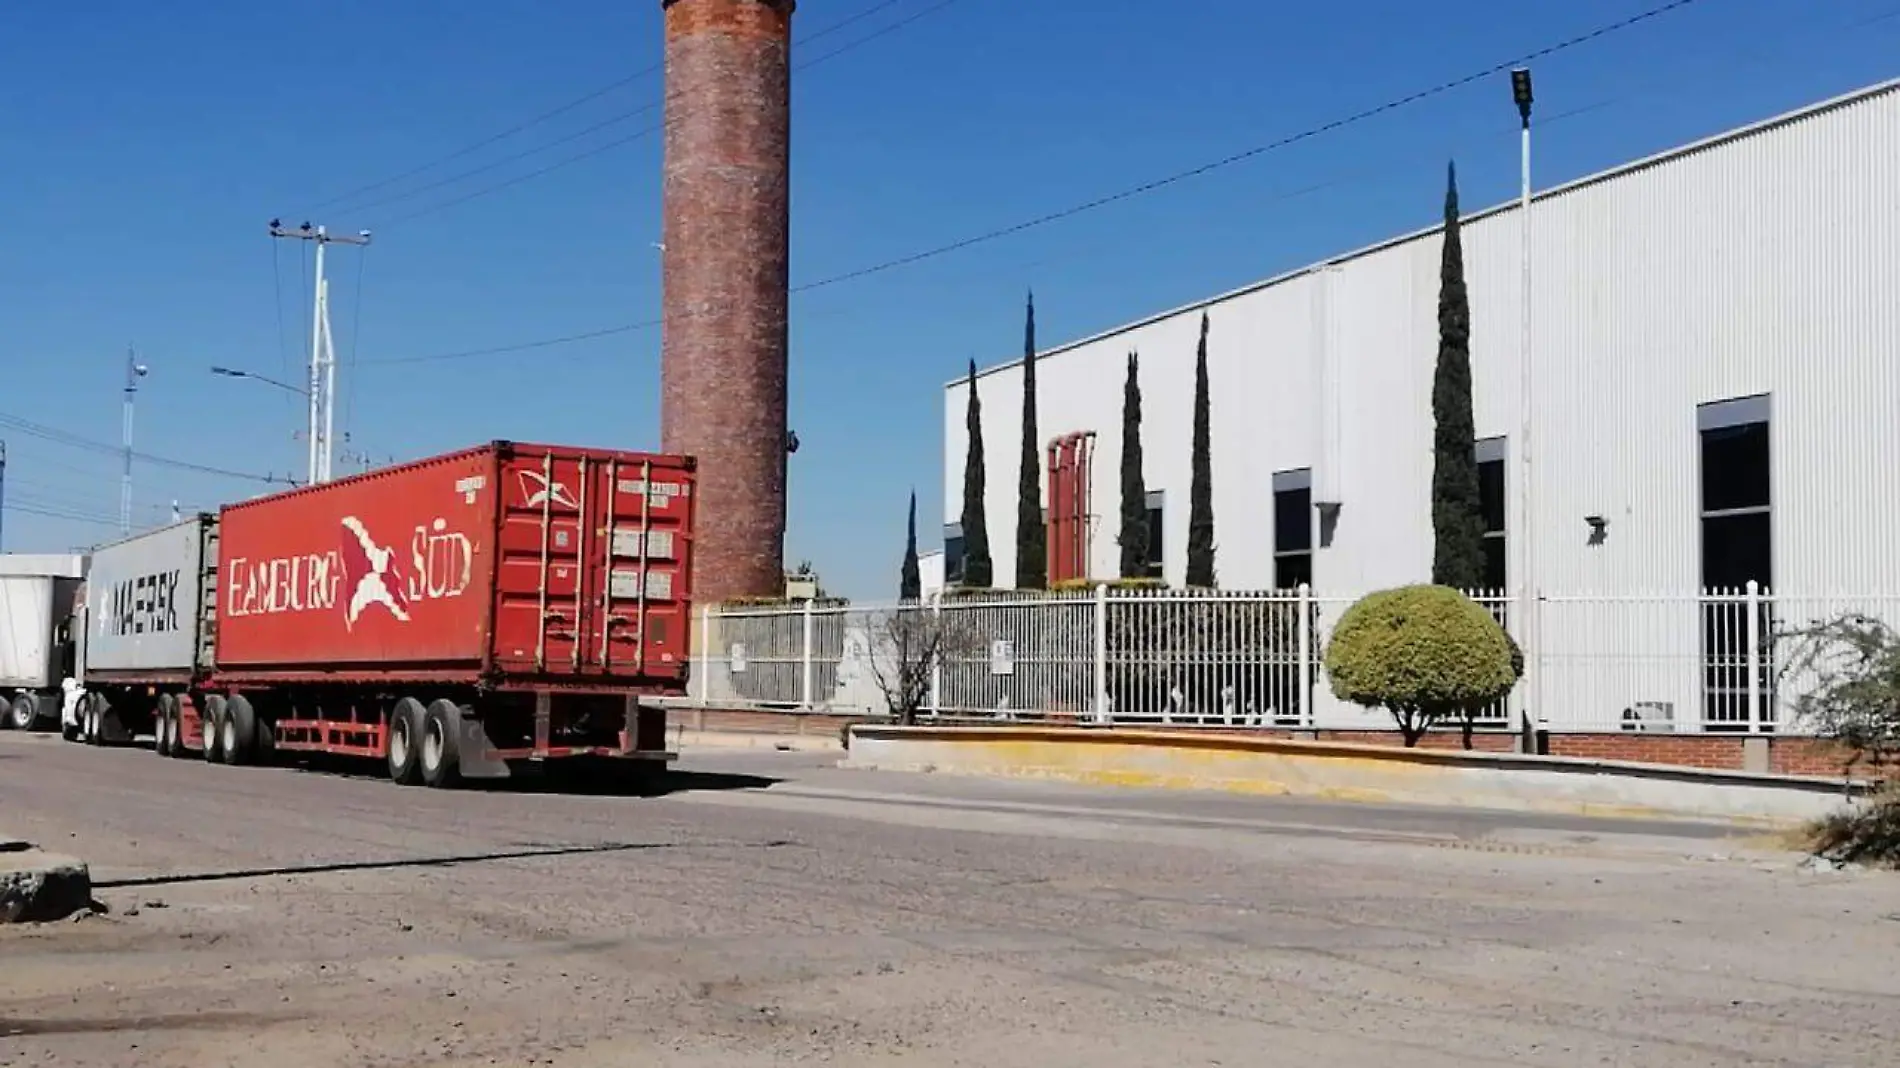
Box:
259 751 784 798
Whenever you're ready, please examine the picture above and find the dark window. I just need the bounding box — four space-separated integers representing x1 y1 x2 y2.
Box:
1273 469 1313 590
1700 423 1771 515
1476 437 1507 592
1142 491 1164 579
943 523 965 586
1697 396 1772 732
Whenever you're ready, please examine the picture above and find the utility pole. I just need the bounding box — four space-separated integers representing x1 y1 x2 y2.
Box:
1510 67 1537 732
122 348 149 535
268 220 371 485
0 440 7 551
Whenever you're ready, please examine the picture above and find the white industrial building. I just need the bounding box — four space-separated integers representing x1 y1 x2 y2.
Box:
935 79 1900 733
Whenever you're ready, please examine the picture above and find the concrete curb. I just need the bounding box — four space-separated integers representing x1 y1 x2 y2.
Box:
843 726 1863 827
0 838 92 923
673 729 843 753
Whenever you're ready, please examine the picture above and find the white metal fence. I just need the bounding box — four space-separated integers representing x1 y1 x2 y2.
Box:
686 585 1900 735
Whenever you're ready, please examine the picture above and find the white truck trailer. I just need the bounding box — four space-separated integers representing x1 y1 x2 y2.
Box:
69 515 218 747
0 553 87 732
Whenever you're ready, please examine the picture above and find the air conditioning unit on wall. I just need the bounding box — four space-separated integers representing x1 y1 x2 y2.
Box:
1620 701 1675 732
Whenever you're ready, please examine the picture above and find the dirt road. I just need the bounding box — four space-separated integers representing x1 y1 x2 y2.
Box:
1 731 1896 1066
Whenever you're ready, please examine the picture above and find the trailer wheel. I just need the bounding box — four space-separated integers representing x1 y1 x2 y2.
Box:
201 695 228 763
223 696 258 766
83 695 105 746
386 698 425 786
155 695 178 757
6 693 38 732
420 700 464 789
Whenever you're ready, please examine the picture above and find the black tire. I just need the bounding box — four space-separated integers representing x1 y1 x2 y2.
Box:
6 693 38 732
222 695 258 766
419 700 464 789
155 695 177 757
201 695 227 763
386 698 425 786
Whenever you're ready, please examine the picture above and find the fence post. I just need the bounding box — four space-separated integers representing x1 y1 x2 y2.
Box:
1092 582 1109 724
928 595 943 716
697 604 712 703
1745 580 1762 733
1296 583 1312 728
800 597 815 711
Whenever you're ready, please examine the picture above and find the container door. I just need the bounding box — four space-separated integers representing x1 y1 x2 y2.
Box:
492 450 690 681
586 458 691 680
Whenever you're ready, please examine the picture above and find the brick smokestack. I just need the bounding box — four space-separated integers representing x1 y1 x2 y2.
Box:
659 0 795 605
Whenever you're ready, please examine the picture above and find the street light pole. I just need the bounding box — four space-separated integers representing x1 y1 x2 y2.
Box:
121 348 149 535
208 366 314 484
268 220 370 486
1511 66 1537 732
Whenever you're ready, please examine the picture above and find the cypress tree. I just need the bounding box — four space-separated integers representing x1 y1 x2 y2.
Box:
959 359 993 588
1185 311 1217 588
1015 291 1048 589
900 490 921 601
1431 161 1486 591
1117 350 1150 580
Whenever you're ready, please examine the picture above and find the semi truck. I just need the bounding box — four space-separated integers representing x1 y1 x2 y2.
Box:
73 440 696 787
0 553 86 732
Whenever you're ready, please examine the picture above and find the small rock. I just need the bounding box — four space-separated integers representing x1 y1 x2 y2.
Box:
1 852 93 924
125 906 141 917
144 899 168 910
1799 854 1842 873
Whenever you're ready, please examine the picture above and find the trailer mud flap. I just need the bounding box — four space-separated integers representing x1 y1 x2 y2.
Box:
456 716 512 780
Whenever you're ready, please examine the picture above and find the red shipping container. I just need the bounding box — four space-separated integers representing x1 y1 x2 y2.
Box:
213 441 694 692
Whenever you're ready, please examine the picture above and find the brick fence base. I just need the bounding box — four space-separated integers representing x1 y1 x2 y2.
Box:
670 707 1886 780
1255 729 1872 779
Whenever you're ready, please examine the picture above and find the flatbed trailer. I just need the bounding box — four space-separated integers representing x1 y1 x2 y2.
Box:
78 441 695 787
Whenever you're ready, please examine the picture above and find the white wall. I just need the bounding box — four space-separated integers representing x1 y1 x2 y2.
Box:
943 80 1900 601
919 550 944 599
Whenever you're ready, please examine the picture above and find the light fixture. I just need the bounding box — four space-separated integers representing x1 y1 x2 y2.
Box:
1511 67 1534 125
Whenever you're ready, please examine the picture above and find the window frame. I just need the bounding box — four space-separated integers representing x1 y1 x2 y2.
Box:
1272 468 1314 591
1476 436 1508 593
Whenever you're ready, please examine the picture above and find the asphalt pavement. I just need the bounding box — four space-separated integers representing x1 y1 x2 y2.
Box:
0 730 1895 1066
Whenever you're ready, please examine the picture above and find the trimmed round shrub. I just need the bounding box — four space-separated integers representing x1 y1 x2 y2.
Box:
1325 584 1520 745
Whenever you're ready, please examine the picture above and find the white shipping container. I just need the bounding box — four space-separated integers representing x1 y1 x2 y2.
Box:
0 555 86 690
80 516 217 678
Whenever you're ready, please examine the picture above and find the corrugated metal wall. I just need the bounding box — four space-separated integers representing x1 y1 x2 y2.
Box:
944 80 1900 605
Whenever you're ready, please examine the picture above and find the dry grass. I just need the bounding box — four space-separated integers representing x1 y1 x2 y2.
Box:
1806 787 1900 868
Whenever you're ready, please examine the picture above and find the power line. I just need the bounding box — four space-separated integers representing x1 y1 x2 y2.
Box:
0 411 283 484
800 0 1707 294
324 0 915 218
371 0 960 228
363 0 1703 366
2 500 125 529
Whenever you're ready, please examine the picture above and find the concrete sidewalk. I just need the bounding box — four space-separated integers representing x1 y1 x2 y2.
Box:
843 725 1865 827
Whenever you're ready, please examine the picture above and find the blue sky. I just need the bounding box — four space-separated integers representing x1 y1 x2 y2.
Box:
0 0 1894 597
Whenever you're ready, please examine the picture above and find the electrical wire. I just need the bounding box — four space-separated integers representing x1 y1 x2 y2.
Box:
370 0 961 228
1 501 125 530
0 411 283 484
6 485 192 525
320 0 915 217
363 0 1704 366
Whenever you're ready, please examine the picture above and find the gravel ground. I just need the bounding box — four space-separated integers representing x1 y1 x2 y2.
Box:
1 731 1896 1067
